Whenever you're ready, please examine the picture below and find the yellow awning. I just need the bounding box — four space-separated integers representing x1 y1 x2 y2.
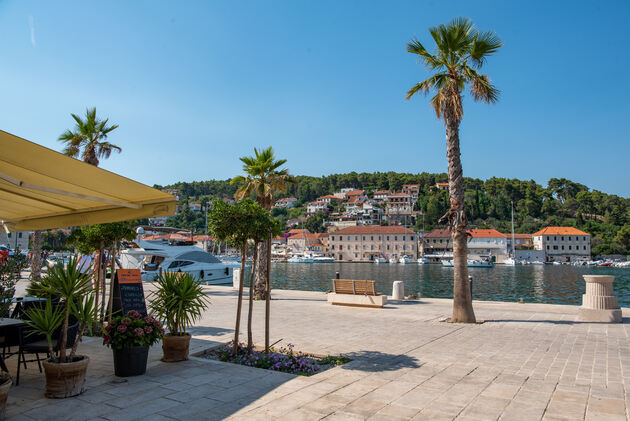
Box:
0 130 176 231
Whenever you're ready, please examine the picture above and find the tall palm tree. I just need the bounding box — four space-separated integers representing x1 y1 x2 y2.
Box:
231 147 295 299
406 17 502 323
58 107 120 166
58 107 120 319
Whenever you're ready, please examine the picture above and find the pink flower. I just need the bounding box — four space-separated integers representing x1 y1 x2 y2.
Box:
144 326 153 334
121 317 132 326
129 310 142 319
117 324 127 333
105 324 114 333
103 336 111 345
134 328 144 337
152 320 162 328
144 316 154 324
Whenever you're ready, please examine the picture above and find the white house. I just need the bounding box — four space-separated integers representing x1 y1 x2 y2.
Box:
532 227 591 262
274 197 297 208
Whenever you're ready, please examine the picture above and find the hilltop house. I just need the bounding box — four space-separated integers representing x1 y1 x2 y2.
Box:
532 227 591 262
328 226 417 261
435 182 449 191
372 190 390 202
385 193 414 226
274 197 297 208
402 184 420 203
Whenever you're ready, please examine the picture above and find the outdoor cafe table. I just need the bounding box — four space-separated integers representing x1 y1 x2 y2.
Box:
0 318 27 373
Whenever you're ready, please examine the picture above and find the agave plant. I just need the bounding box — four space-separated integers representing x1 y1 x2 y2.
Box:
149 272 210 336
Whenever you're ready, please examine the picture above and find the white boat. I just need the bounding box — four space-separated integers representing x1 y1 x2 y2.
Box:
374 257 387 264
120 238 237 284
388 257 398 264
399 255 413 264
441 259 494 268
287 255 314 263
504 257 516 266
417 257 430 265
312 255 334 263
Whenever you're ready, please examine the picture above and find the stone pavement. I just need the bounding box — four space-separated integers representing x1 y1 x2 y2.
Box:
5 285 630 420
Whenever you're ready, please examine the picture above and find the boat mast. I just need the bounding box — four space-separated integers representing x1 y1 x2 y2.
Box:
510 201 515 259
421 212 425 258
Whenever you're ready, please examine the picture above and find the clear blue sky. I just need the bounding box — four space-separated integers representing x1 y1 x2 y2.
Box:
1 1 628 196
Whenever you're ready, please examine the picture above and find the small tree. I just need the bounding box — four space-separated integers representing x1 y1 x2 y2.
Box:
0 250 28 317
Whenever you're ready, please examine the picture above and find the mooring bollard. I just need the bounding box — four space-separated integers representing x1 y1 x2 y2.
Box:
335 271 340 279
392 281 404 300
469 276 473 298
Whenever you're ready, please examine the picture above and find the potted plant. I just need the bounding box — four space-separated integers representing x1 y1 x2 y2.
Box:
150 272 210 362
102 311 164 377
23 258 97 398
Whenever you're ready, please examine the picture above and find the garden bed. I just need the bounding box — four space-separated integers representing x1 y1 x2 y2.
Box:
202 342 351 376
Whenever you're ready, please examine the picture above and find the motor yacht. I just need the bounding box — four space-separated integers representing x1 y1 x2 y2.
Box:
441 259 494 268
388 257 398 264
120 238 236 284
373 257 387 263
287 255 314 263
399 255 413 264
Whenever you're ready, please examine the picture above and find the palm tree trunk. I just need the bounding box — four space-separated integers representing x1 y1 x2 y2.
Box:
445 112 476 323
31 230 42 280
247 245 257 353
254 241 268 299
232 243 247 355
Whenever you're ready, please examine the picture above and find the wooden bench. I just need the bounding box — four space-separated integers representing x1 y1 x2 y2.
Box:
328 279 387 308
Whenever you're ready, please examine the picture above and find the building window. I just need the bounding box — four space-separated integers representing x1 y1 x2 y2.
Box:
403 245 406 250
546 245 549 250
568 236 571 241
355 253 358 258
370 236 373 241
546 236 549 241
18 233 22 238
561 236 564 241
569 246 572 250
387 236 390 241
331 245 335 250
561 245 565 250
355 236 358 241
355 245 358 250
395 245 398 250
584 246 587 250
331 236 334 241
583 236 586 241
362 236 365 241
339 245 343 250
553 246 558 250
402 236 406 241
411 244 414 250
7 233 11 238
394 236 398 241
347 236 350 241
411 236 414 241
371 245 374 250
440 239 443 243
387 245 390 250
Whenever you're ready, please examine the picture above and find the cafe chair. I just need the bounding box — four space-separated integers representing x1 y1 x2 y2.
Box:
15 321 80 386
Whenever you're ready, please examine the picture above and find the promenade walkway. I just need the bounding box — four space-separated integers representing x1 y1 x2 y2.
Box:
6 286 630 420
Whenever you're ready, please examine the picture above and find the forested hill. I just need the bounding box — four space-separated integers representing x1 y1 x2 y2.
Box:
156 172 630 255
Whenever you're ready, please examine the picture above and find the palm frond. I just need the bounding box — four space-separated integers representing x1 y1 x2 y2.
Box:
406 38 443 70
470 30 503 68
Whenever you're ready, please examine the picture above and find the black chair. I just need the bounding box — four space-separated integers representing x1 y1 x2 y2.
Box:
15 322 80 386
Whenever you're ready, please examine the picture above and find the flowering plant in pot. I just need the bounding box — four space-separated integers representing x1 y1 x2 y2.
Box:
23 257 97 398
102 311 164 377
150 272 210 362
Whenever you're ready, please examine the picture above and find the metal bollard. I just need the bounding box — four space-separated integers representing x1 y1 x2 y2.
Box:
469 276 473 298
335 272 340 279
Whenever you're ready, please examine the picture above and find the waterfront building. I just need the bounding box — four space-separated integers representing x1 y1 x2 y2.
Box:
288 232 328 252
328 226 417 261
532 227 591 262
385 193 414 226
274 197 297 208
505 233 533 250
0 231 30 251
424 228 509 262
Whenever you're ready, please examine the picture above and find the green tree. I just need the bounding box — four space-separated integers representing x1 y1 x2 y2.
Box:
406 17 502 323
305 211 326 233
614 225 630 253
231 147 296 300
58 107 120 166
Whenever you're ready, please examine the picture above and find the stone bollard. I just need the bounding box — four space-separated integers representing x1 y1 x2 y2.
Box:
577 275 622 323
392 281 404 300
233 268 240 290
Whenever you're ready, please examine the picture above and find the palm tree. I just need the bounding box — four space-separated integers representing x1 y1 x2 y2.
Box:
58 107 120 166
58 107 120 320
231 147 295 299
406 17 502 323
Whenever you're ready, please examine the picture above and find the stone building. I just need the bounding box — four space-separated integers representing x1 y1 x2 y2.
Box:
532 227 591 262
0 231 30 251
385 193 414 226
328 226 417 261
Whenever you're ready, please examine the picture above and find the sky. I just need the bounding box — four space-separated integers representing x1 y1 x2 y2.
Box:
0 1 629 196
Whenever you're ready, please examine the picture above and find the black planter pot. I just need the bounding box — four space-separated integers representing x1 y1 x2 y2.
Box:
113 346 149 377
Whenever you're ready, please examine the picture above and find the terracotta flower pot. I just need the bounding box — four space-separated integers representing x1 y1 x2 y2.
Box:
42 356 89 399
0 374 11 420
161 334 191 362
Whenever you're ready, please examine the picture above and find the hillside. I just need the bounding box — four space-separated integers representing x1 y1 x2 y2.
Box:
156 172 630 256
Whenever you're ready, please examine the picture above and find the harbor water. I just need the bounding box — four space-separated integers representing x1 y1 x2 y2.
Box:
263 263 630 306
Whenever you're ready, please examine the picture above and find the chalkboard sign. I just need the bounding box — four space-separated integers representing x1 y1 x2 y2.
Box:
111 269 147 317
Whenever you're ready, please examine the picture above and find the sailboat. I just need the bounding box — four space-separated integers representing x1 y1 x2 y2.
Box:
504 201 516 266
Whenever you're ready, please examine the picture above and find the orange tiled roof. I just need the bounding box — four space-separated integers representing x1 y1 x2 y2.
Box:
532 227 590 236
503 233 532 239
332 226 415 235
287 228 309 235
319 195 341 200
425 229 450 238
345 190 365 196
373 190 390 195
436 182 448 186
468 229 505 238
388 192 411 197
